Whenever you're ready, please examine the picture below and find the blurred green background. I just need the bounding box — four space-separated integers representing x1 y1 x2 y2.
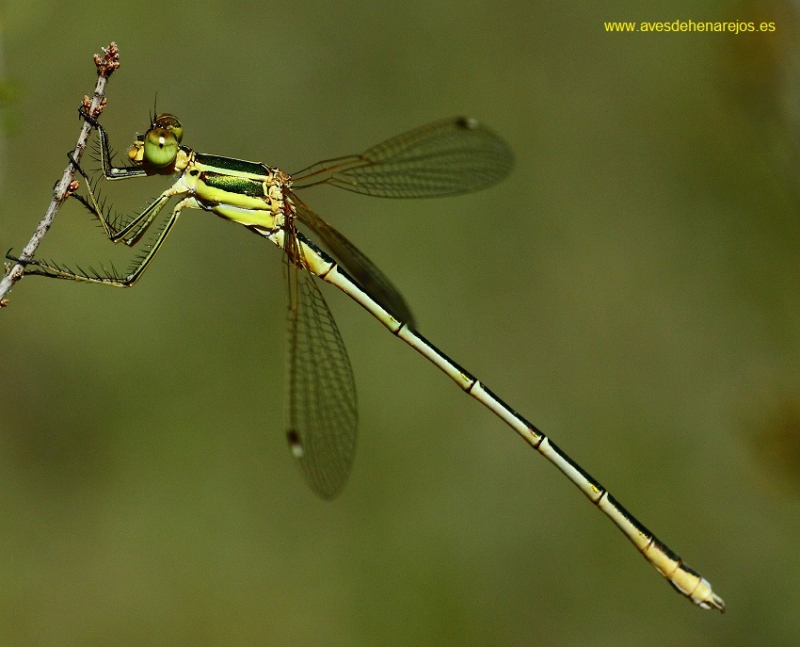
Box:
2 0 800 645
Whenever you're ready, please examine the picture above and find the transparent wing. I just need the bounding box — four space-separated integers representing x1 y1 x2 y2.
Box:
284 227 358 499
291 117 514 198
291 193 416 328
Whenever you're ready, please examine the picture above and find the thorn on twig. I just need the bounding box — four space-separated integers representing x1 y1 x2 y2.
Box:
93 42 120 79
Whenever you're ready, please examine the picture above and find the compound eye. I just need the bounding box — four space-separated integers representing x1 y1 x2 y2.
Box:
143 127 179 168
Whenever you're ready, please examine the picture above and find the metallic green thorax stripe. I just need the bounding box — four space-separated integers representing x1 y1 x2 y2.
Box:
195 153 271 177
201 171 266 198
186 156 289 229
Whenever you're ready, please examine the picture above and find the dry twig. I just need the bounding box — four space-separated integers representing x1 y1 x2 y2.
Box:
0 42 120 307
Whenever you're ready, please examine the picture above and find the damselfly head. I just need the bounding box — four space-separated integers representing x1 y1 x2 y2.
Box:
127 112 184 170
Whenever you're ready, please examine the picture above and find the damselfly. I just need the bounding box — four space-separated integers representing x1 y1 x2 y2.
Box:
10 111 724 611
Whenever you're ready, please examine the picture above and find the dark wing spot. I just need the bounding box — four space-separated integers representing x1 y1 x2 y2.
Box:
287 429 305 458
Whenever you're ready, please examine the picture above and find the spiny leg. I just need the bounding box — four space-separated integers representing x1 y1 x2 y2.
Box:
66 109 152 241
69 174 174 245
8 197 189 287
78 106 148 181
